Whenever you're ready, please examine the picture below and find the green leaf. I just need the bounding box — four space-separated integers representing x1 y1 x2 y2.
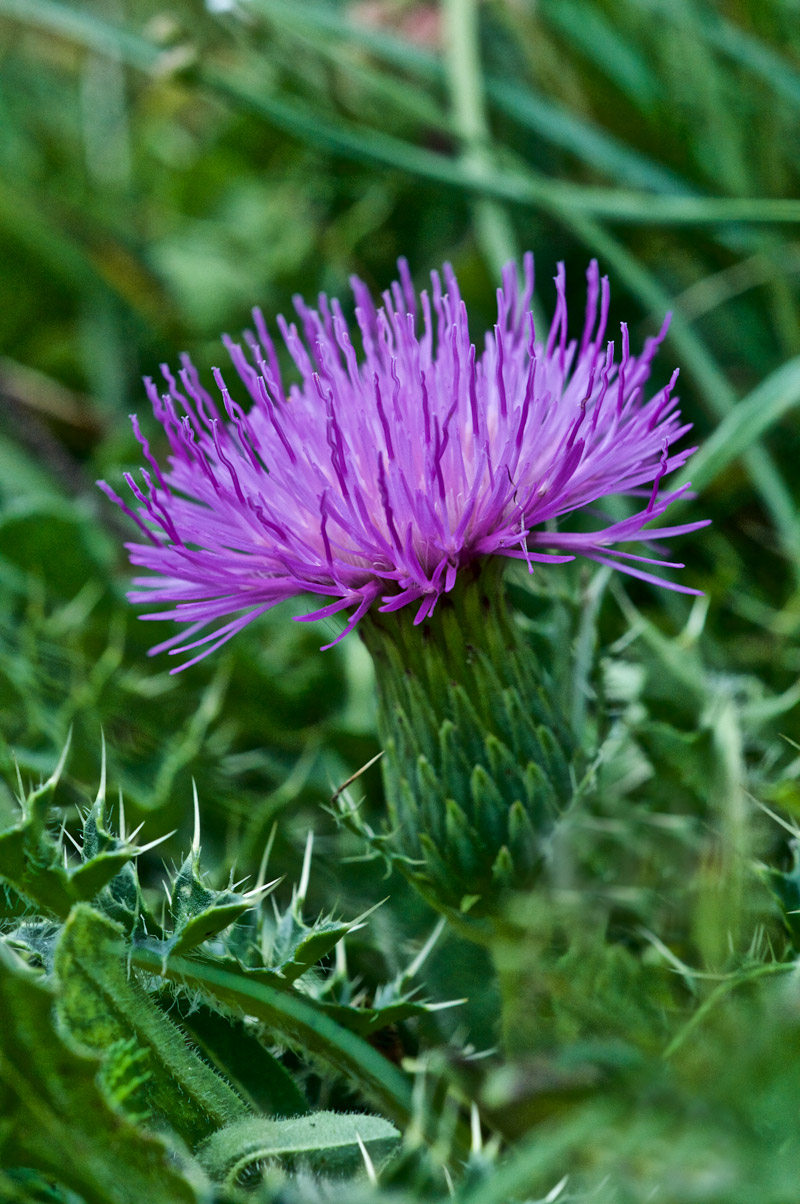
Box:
0 736 78 919
0 942 202 1204
541 0 659 108
54 904 248 1148
195 1112 400 1188
640 0 800 111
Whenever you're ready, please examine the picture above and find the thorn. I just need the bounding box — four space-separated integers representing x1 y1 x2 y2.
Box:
63 827 83 854
545 1175 569 1203
38 727 73 797
423 998 467 1012
754 797 800 838
355 1132 377 1186
127 821 146 845
242 877 281 902
335 940 348 977
297 830 314 905
463 1044 498 1061
405 916 446 981
163 878 173 906
331 750 384 805
133 829 178 856
470 1102 482 1154
255 822 278 891
191 779 201 854
54 726 74 784
351 896 389 927
96 729 107 807
13 756 24 805
118 789 126 842
443 1165 454 1198
638 927 696 981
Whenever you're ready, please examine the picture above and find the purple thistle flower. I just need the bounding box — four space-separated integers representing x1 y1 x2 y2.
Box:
100 256 708 672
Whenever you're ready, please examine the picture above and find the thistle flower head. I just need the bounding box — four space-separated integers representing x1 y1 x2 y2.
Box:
100 256 706 670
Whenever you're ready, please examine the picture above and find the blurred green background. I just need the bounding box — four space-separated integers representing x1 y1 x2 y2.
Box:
2 0 800 1042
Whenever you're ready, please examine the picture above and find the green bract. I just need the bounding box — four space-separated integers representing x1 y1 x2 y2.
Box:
348 565 580 921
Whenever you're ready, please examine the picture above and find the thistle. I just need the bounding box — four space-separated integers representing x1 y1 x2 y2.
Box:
101 257 706 915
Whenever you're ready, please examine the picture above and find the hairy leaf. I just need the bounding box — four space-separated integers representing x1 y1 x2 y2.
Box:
54 904 248 1147
196 1112 400 1188
0 942 203 1204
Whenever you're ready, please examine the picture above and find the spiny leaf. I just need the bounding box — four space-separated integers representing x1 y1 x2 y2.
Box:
0 737 77 918
275 918 356 984
0 740 161 923
168 849 261 956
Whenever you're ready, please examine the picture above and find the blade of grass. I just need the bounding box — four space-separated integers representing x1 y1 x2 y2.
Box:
556 210 800 569
640 0 800 109
246 0 699 198
662 961 792 1060
537 0 660 109
675 355 800 495
244 0 800 357
486 77 683 193
259 11 451 133
443 0 530 311
4 0 800 227
262 0 800 358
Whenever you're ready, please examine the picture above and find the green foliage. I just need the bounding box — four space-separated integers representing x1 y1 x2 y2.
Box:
0 943 204 1204
0 755 457 1197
